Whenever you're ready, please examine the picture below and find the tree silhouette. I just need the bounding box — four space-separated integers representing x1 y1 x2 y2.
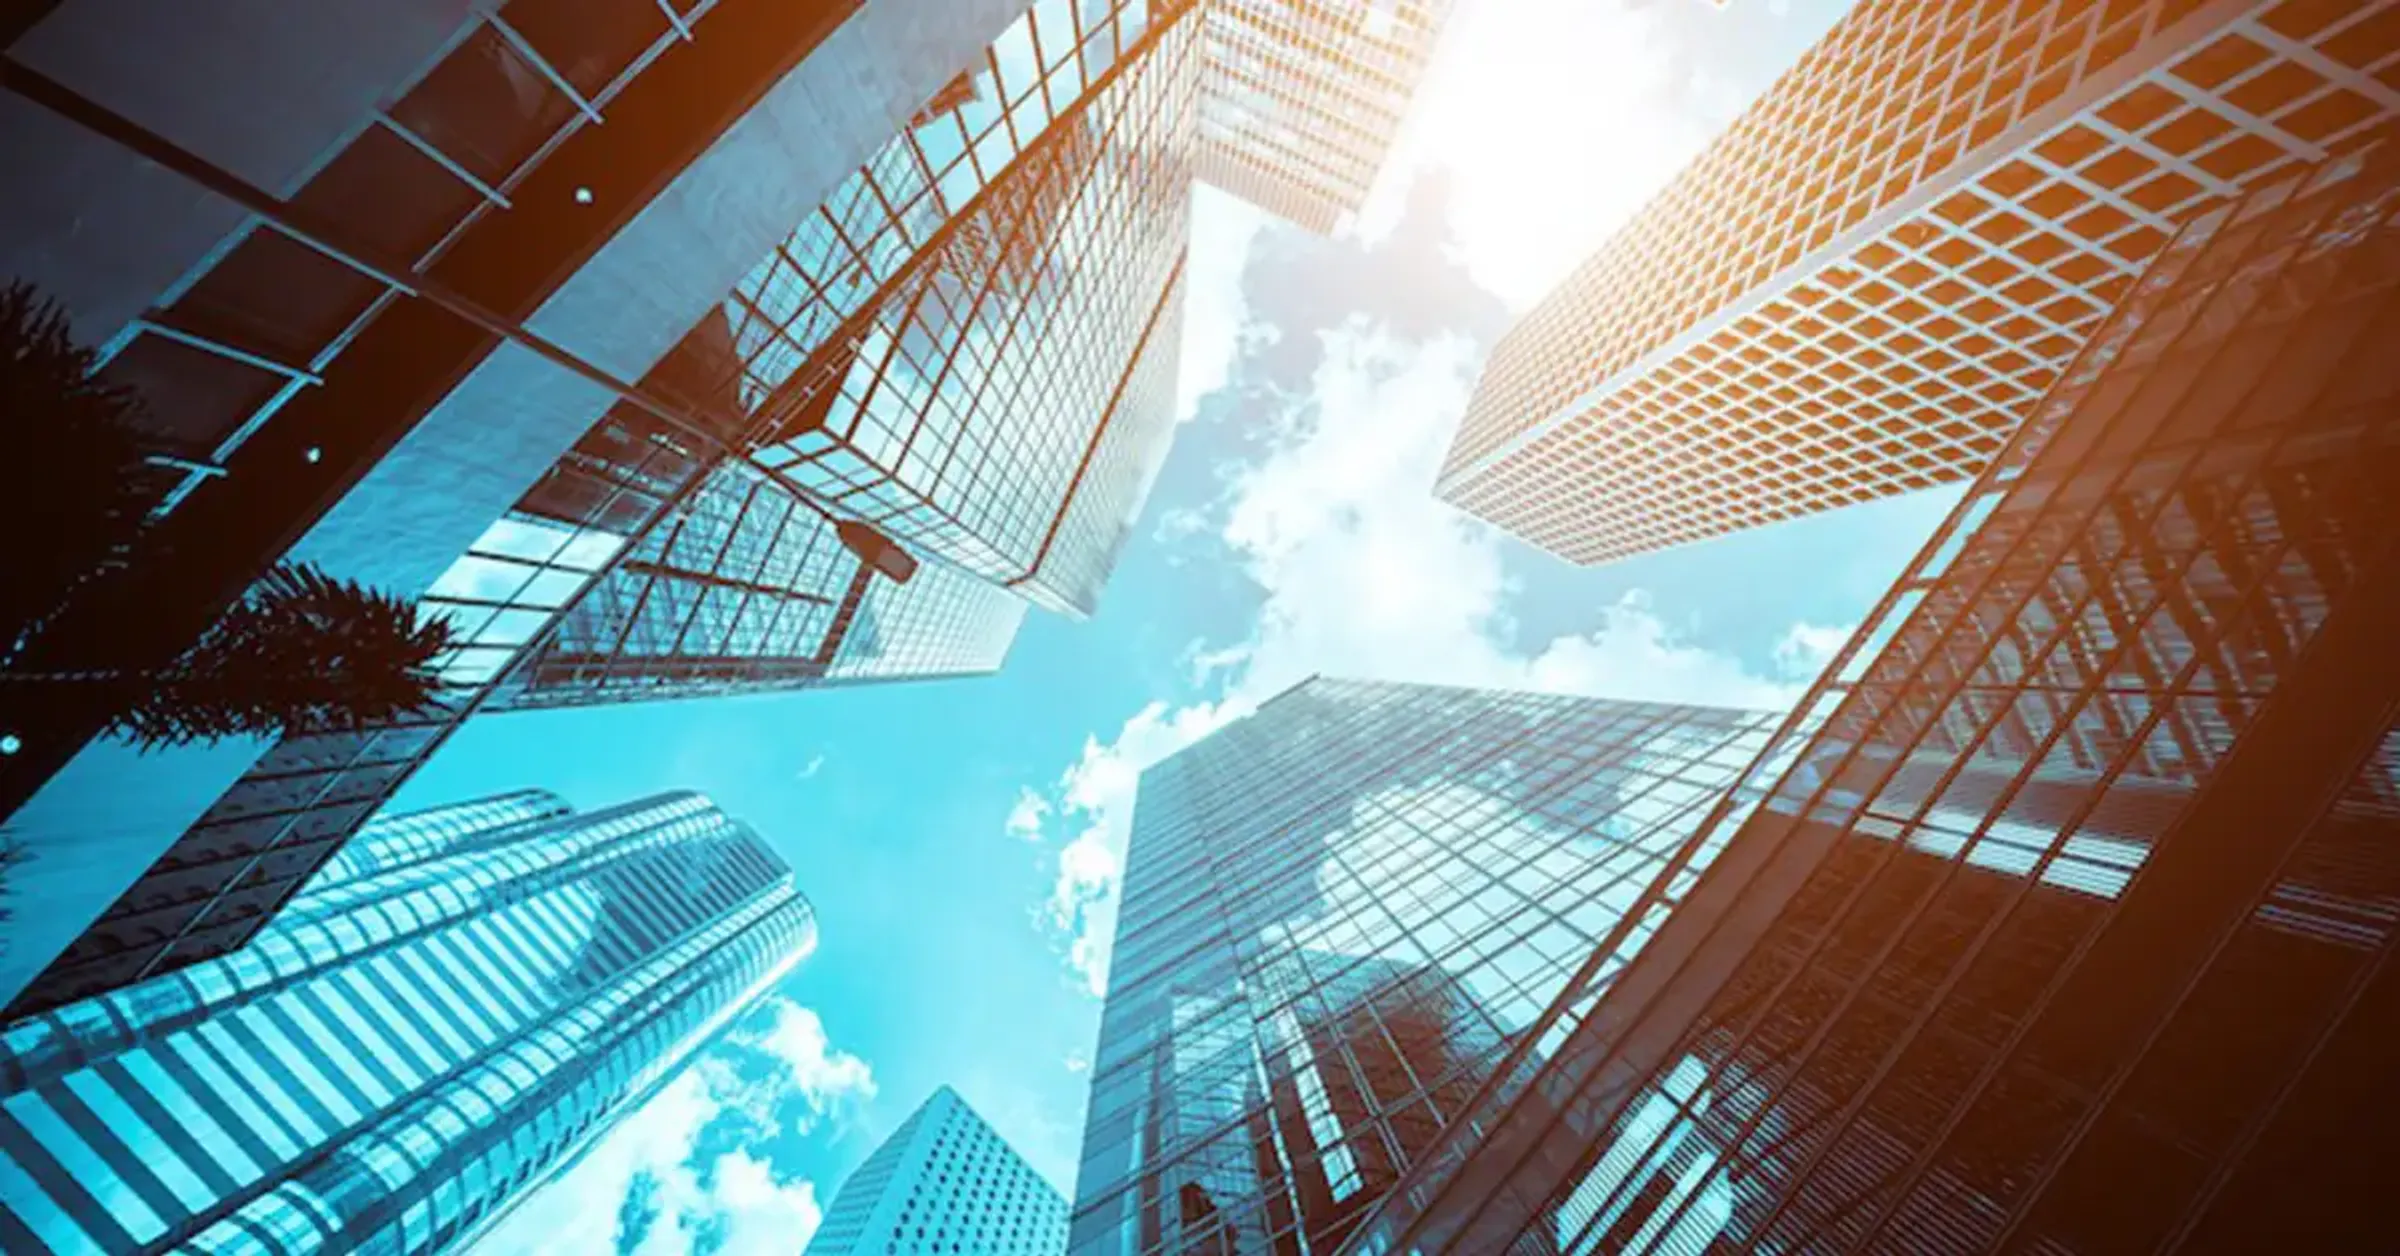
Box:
0 281 152 658
112 563 461 748
0 281 461 749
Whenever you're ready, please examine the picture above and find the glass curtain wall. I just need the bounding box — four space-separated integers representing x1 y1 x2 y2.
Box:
1069 678 1788 1255
0 790 813 1256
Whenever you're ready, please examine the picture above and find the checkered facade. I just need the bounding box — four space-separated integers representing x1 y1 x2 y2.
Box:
1191 0 1454 233
810 1086 1070 1256
1442 0 2400 566
717 0 1199 617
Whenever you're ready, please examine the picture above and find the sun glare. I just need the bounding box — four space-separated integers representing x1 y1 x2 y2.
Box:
1363 0 1757 311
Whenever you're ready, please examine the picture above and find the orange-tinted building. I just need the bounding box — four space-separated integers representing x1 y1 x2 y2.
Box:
1440 0 2400 565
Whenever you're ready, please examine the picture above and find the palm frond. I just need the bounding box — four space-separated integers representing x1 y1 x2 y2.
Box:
114 562 462 748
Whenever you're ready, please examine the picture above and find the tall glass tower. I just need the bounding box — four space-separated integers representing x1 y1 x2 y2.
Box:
1067 678 1787 1254
1350 128 2400 1255
0 789 813 1255
1439 0 2400 566
809 1084 1070 1256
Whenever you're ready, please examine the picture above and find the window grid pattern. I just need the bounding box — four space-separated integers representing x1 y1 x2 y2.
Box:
487 455 1029 708
1441 0 2400 567
825 542 1031 685
813 1086 1071 1256
1191 0 1454 234
737 10 1201 614
93 0 723 516
1068 679 1784 1256
1358 136 2400 1254
0 790 813 1256
716 0 1160 420
497 458 859 703
1019 264 1188 614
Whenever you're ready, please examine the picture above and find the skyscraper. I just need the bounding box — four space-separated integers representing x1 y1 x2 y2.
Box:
1438 0 2400 566
0 0 1457 1016
808 1084 1070 1256
0 787 814 1254
1347 126 2400 1255
1190 0 1449 232
1067 678 1789 1254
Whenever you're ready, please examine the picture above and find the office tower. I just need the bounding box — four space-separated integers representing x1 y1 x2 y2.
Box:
1191 0 1449 232
707 0 1204 621
0 0 1455 1016
1067 678 1789 1254
1348 131 2400 1254
1438 0 2400 566
0 788 814 1255
808 1084 1069 1256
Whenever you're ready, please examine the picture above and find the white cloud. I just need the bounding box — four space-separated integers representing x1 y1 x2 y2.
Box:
796 753 826 781
733 998 877 1124
700 1152 825 1256
1042 699 1240 997
1005 788 1051 844
1181 641 1252 687
1359 0 1728 308
1027 323 1835 998
472 997 867 1256
1175 188 1273 421
1772 620 1856 682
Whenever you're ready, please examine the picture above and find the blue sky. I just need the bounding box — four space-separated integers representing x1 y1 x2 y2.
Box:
404 0 1958 1250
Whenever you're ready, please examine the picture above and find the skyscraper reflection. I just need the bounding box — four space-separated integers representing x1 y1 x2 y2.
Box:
1068 679 1790 1253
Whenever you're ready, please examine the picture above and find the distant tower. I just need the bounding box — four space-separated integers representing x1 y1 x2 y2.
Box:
808 1085 1069 1256
0 790 813 1254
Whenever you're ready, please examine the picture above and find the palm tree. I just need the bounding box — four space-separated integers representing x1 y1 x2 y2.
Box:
106 563 463 748
0 281 462 749
0 281 152 657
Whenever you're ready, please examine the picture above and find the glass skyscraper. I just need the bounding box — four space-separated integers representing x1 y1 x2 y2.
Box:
0 788 813 1254
809 1084 1070 1256
1067 678 1790 1254
1439 0 2400 567
1190 0 1451 233
704 0 1202 619
1348 124 2400 1255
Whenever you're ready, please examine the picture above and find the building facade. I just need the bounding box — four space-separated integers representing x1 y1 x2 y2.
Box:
0 0 1457 1017
809 1084 1070 1256
1191 0 1450 233
0 0 1020 1018
1439 0 2400 566
1067 678 1791 1254
0 788 815 1254
1348 128 2400 1255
